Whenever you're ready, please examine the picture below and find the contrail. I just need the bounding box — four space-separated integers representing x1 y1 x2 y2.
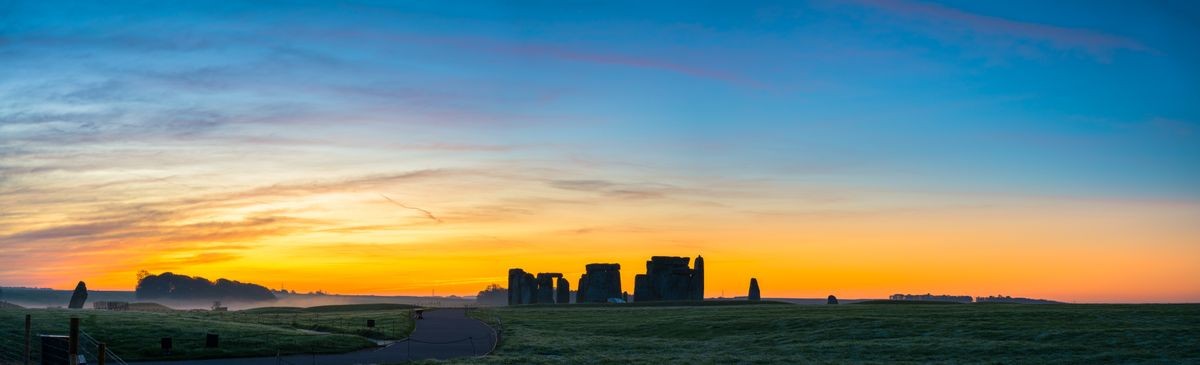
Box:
379 194 442 223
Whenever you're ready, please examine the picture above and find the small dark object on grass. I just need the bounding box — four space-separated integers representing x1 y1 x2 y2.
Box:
828 295 839 304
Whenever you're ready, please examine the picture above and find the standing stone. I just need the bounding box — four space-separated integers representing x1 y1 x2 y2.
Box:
579 263 622 303
507 269 526 305
690 255 705 301
646 256 690 300
535 273 563 304
576 274 588 303
827 295 839 305
556 277 570 304
634 256 702 302
747 278 760 301
68 281 88 309
521 273 537 304
536 273 557 303
633 274 653 302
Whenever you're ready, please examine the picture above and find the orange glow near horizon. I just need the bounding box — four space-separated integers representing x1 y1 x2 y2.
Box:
3 1 1200 305
6 182 1198 303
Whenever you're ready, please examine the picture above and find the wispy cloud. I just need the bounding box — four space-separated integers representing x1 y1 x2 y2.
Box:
547 179 677 200
298 29 766 89
849 0 1151 59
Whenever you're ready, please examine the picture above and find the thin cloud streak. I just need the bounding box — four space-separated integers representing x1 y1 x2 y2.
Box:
380 194 442 223
851 0 1151 58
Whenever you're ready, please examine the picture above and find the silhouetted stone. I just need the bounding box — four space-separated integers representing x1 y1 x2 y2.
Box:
578 263 621 303
633 256 704 302
633 274 652 302
748 278 760 301
536 273 562 303
505 270 536 305
507 269 526 305
68 281 88 309
556 277 570 304
827 295 838 304
576 274 588 303
521 273 537 304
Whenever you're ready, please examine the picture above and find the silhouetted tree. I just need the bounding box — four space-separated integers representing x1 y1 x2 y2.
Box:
889 293 973 303
135 272 275 301
476 284 507 306
975 295 1059 304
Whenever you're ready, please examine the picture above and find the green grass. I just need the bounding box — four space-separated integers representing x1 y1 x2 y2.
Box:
241 303 417 314
184 303 415 340
0 303 415 362
432 303 1200 364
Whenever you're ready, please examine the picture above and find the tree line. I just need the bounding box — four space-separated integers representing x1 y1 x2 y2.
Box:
136 271 276 301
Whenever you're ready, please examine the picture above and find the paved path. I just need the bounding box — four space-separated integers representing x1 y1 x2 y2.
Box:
129 308 496 365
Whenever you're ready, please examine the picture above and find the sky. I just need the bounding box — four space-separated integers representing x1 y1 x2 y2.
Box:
1 0 1198 303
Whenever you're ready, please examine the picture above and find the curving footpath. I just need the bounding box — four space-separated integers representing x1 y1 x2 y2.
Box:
129 308 496 365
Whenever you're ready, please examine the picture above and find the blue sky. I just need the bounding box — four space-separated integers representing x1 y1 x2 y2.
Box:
11 0 1193 197
1 1 1198 300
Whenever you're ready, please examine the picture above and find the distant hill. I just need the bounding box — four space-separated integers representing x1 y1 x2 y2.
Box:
136 272 275 302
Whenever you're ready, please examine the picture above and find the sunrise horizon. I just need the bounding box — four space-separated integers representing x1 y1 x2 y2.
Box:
3 1 1198 307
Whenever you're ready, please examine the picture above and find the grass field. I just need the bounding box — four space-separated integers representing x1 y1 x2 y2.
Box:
0 303 414 362
181 303 416 340
439 303 1200 364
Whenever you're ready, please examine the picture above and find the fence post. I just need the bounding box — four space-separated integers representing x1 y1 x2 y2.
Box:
97 343 106 365
69 317 79 365
24 314 30 365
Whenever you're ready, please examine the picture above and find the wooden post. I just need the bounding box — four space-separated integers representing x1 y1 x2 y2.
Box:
23 314 30 365
97 343 107 365
69 317 79 365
